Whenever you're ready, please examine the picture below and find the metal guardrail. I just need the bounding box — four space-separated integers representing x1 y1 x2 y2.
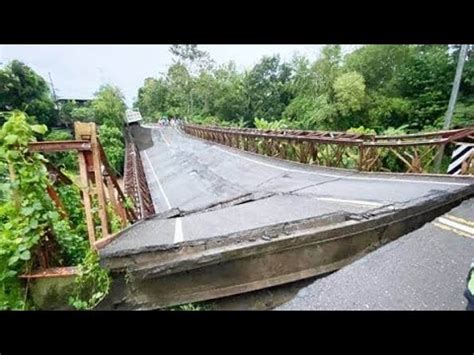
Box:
123 128 155 220
183 124 474 174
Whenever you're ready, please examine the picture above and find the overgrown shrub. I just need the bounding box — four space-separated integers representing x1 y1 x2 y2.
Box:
45 129 78 171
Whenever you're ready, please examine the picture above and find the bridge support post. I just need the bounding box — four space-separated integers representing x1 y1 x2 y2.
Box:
75 122 110 244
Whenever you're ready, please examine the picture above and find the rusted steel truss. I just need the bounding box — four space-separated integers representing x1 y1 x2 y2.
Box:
183 124 474 174
123 128 156 220
27 122 140 257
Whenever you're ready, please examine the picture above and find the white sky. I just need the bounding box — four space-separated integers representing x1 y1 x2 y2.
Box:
0 45 358 107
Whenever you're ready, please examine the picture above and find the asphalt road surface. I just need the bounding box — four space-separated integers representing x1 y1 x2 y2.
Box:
277 198 474 310
101 126 473 258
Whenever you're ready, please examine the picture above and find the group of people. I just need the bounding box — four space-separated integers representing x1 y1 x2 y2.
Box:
157 117 184 127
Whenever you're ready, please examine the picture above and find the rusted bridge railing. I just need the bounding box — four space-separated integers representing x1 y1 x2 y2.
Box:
31 123 139 249
124 128 155 220
183 124 474 174
22 122 156 282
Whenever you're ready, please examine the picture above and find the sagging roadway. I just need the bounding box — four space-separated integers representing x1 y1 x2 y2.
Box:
98 125 474 310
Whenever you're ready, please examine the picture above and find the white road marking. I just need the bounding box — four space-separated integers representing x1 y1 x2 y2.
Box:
143 150 172 209
213 146 470 187
436 217 474 237
144 150 185 243
159 129 171 147
314 197 382 207
174 217 184 243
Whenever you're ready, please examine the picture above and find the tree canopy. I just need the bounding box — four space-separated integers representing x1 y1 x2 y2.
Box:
136 45 474 134
0 60 57 126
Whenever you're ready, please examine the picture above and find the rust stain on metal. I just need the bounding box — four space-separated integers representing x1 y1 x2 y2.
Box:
20 266 79 279
183 124 474 174
123 127 156 219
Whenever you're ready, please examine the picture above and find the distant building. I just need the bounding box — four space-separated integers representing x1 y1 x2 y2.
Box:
55 97 92 108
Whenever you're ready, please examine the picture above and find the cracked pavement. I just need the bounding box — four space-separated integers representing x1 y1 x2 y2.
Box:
100 126 474 259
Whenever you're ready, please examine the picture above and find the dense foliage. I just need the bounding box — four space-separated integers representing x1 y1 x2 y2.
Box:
45 129 78 171
92 86 127 173
0 59 127 174
0 112 88 309
0 60 57 127
0 69 126 309
53 84 126 174
136 45 474 134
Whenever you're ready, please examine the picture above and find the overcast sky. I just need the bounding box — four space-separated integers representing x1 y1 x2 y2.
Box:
0 45 357 107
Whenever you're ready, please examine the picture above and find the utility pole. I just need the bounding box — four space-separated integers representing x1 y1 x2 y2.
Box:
48 72 58 103
434 44 468 173
48 72 60 111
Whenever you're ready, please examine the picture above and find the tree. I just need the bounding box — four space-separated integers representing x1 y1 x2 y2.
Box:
333 71 366 116
287 55 313 96
89 85 126 173
283 94 335 130
311 45 342 97
57 100 95 128
57 100 77 128
134 44 474 134
243 55 293 123
170 45 214 75
169 45 214 117
0 60 57 127
91 85 126 128
70 106 95 123
45 129 77 171
98 125 124 173
344 45 413 94
393 45 455 129
165 63 193 116
136 78 169 121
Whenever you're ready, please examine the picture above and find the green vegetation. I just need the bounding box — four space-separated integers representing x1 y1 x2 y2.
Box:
0 60 57 127
45 129 78 171
168 302 212 311
0 59 127 173
0 112 88 309
0 110 118 310
136 45 474 134
56 84 127 173
0 60 128 309
68 250 111 310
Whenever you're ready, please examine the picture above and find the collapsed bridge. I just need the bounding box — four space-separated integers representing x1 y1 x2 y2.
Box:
24 120 474 309
97 123 474 309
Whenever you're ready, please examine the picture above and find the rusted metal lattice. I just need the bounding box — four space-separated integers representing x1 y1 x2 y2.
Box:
123 128 155 220
183 124 474 174
22 122 153 279
28 122 139 254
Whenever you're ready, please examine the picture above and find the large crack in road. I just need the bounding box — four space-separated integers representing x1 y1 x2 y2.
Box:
96 125 474 310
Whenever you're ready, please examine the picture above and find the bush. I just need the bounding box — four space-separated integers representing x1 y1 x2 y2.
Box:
45 129 77 171
254 117 288 130
99 125 125 174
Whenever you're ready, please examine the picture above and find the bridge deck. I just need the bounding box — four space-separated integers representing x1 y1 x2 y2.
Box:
100 126 474 259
